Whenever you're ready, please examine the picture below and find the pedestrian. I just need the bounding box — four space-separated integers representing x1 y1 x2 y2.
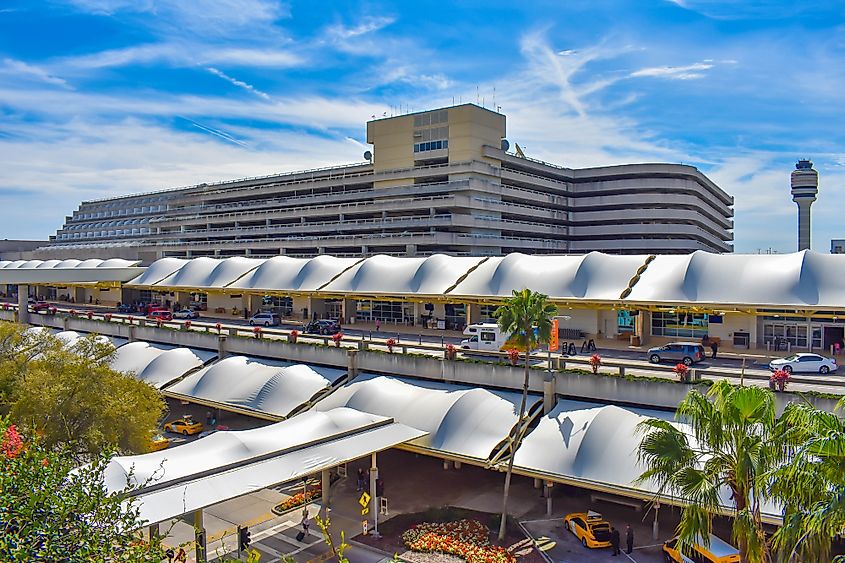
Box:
301 507 311 536
710 340 718 359
625 524 634 554
175 547 187 562
610 526 620 556
356 468 365 492
205 411 213 426
211 413 217 427
375 318 381 332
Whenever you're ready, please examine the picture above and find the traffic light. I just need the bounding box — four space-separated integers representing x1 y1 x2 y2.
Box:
238 526 251 551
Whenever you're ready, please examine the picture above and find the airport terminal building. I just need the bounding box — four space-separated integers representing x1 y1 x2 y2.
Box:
37 104 734 263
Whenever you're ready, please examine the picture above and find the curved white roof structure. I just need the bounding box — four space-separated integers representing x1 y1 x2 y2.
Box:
0 258 143 284
110 342 215 389
449 252 647 301
164 356 346 418
320 254 486 296
104 408 426 524
228 255 360 293
313 374 538 461
125 257 188 287
628 250 845 308
153 257 263 289
25 327 124 350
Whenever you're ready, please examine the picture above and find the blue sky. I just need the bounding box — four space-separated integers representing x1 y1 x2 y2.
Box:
1 0 845 252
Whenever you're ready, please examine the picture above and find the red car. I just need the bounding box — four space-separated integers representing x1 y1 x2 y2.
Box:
147 310 173 321
31 301 57 314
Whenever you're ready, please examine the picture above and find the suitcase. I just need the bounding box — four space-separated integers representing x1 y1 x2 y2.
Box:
296 531 306 542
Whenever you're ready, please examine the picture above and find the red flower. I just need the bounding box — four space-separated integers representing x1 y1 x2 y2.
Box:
386 338 397 352
332 332 344 346
42 458 49 467
1 425 24 459
589 353 602 374
215 322 222 332
507 348 520 365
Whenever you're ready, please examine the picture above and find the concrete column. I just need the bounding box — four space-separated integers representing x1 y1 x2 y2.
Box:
544 483 553 517
128 325 137 343
218 335 227 359
652 503 660 541
533 478 542 489
467 304 480 325
543 375 555 415
194 509 206 563
321 468 331 518
147 523 160 546
347 349 358 380
62 316 70 331
370 452 380 538
17 285 29 324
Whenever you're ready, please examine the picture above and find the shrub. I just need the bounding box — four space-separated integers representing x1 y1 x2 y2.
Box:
589 353 602 374
289 329 299 343
332 332 344 347
770 368 791 391
253 325 262 338
401 519 515 563
183 320 191 330
274 484 322 513
386 338 397 352
507 348 520 366
445 343 457 360
673 363 689 382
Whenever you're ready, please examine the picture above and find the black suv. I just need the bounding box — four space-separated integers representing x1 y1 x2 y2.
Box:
304 319 341 335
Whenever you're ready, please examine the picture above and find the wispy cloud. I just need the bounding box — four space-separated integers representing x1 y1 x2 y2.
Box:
1 58 71 88
326 16 395 40
630 62 714 80
206 67 270 100
186 119 249 147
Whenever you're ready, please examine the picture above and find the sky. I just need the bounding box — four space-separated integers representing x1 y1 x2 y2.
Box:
1 1 845 253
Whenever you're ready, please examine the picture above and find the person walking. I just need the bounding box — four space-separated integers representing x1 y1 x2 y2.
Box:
356 468 366 492
710 339 719 359
375 318 381 332
610 526 621 556
625 524 634 554
301 507 311 536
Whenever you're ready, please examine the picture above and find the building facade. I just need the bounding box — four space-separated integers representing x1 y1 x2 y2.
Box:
39 104 734 262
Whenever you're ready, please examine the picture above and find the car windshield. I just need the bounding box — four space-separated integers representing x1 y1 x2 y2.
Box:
783 355 799 361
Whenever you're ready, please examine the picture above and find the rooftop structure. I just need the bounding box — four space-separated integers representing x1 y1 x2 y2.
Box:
39 104 734 262
791 159 819 251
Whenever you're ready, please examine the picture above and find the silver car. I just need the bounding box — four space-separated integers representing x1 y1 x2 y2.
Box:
769 353 837 374
647 342 706 366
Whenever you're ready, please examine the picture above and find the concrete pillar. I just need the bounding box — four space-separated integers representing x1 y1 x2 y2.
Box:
443 459 449 470
370 452 380 538
347 350 358 380
147 523 160 546
218 335 227 359
467 304 481 325
545 483 553 517
533 478 542 489
321 468 331 518
543 375 555 415
453 461 461 469
128 325 137 343
194 509 206 563
17 285 29 324
652 503 660 541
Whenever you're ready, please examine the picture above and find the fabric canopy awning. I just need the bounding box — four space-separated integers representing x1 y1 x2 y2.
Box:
104 408 426 525
110 342 216 389
0 258 143 284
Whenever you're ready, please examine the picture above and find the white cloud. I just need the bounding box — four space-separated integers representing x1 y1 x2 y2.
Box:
326 16 396 40
630 62 714 80
1 58 71 88
206 67 270 100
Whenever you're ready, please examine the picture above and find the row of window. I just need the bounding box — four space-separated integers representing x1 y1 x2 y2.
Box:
64 218 150 231
413 110 448 127
413 139 448 153
57 228 151 240
415 126 449 142
651 311 709 338
74 204 166 220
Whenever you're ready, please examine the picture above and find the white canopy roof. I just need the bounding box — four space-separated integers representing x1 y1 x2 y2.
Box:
164 356 346 417
153 257 263 289
110 342 215 389
317 254 486 296
104 408 426 524
313 374 538 461
512 399 781 520
25 327 125 350
0 258 143 284
448 252 647 301
228 255 361 293
125 257 188 287
627 250 845 308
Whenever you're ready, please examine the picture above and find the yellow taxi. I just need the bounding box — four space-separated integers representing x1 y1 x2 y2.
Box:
163 416 203 436
663 534 740 563
149 434 170 452
563 510 612 549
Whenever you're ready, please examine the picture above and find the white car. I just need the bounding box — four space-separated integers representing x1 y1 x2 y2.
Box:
769 353 838 374
249 312 280 326
173 308 199 319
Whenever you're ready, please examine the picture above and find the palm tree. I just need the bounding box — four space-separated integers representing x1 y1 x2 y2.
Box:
636 380 781 563
493 288 557 541
768 399 845 561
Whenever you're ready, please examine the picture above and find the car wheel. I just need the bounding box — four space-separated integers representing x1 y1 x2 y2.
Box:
264 321 270 327
581 537 588 548
783 365 793 374
649 354 660 364
249 321 254 326
820 365 830 374
182 430 188 436
682 356 693 366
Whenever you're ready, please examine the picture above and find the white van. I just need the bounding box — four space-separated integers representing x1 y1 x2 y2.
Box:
461 323 509 352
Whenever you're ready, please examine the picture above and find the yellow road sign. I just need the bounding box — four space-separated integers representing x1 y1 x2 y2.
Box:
361 507 370 516
358 492 371 508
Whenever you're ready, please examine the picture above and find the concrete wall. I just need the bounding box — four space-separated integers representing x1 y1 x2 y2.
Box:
207 293 242 314
707 313 757 349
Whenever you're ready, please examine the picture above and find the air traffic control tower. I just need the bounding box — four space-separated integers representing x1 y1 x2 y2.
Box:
791 159 819 251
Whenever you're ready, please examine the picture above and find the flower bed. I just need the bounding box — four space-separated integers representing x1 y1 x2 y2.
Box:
402 520 516 563
272 484 321 514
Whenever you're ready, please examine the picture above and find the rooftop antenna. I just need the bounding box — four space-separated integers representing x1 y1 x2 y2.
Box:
476 85 479 104
493 87 496 110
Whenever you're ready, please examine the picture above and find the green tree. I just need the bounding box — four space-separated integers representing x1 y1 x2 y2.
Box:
493 288 556 541
0 417 166 562
0 323 164 457
767 399 845 561
636 380 780 563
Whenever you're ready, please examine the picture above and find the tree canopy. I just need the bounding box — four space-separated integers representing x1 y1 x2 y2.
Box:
0 323 165 457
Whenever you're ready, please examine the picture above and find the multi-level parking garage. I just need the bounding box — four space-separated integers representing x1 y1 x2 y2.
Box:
37 104 733 262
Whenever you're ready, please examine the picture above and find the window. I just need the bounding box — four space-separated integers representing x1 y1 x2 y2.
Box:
480 331 496 342
651 311 709 338
617 310 635 334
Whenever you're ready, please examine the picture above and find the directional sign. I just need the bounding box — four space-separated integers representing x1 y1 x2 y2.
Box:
361 507 370 516
358 492 371 508
549 319 559 352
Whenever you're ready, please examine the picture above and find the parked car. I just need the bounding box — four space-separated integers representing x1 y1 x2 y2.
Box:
173 308 200 319
304 319 341 335
117 303 134 313
147 310 173 321
647 342 706 366
149 434 171 452
769 353 837 374
563 510 612 549
663 534 740 563
31 301 57 314
249 312 281 326
163 416 203 436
